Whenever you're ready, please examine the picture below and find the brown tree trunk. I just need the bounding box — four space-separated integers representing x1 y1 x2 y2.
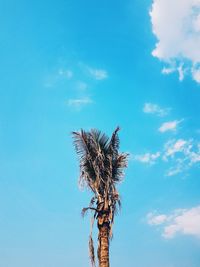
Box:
98 221 110 267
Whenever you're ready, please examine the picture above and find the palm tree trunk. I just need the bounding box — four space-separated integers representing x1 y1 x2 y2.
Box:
98 221 110 267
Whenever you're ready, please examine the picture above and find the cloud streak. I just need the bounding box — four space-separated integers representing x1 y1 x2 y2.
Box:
158 120 182 133
132 152 160 164
143 103 170 117
67 97 93 109
88 67 108 80
78 62 108 80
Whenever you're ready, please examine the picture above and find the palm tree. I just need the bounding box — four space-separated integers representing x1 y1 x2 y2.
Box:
72 127 128 267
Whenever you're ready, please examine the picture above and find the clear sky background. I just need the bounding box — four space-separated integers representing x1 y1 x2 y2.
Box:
1 0 200 266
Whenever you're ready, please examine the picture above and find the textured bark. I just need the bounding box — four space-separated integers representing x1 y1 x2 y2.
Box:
98 220 110 267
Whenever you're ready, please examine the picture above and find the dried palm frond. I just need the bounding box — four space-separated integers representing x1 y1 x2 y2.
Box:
81 207 98 217
89 235 96 267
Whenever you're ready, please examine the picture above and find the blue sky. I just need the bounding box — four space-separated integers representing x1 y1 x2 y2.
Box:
1 0 200 266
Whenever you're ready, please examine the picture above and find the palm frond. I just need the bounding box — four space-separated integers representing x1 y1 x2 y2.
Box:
89 196 97 207
81 207 98 217
107 126 120 155
90 129 110 153
117 198 121 210
89 235 96 267
72 130 89 158
112 153 129 183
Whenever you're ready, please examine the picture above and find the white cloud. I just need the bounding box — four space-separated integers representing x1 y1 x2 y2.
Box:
67 97 93 109
147 212 168 225
163 138 200 161
132 137 200 176
147 206 200 239
162 64 186 81
163 139 188 158
163 138 200 176
158 120 182 133
192 66 200 82
88 67 108 80
133 152 160 164
166 166 183 177
150 0 200 83
187 146 200 163
177 64 185 81
143 103 170 116
162 66 175 75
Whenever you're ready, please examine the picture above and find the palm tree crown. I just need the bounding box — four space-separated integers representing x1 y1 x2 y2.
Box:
72 127 128 266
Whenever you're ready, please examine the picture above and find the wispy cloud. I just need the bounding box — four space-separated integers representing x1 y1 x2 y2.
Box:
162 64 186 82
158 120 182 133
44 68 73 88
166 166 183 177
78 62 108 80
88 67 108 80
132 152 160 165
58 69 73 79
132 137 200 176
147 212 168 225
150 0 200 83
147 206 200 239
143 103 170 117
163 138 200 176
67 97 93 109
162 66 176 75
163 139 189 159
192 67 200 83
163 139 198 163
